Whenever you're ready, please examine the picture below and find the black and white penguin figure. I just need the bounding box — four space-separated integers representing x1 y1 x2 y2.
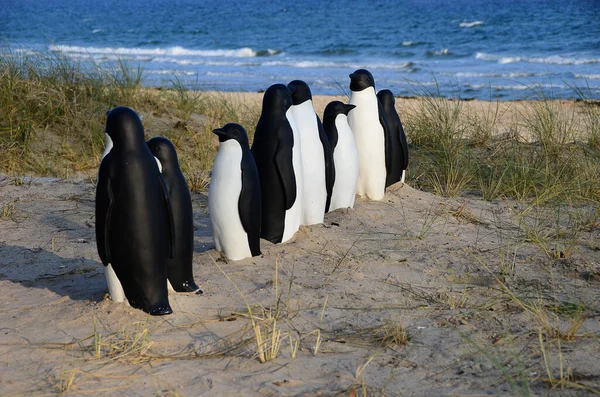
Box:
96 106 174 315
287 80 334 223
348 69 392 201
377 89 409 185
251 84 299 244
323 101 359 211
209 123 261 260
147 137 202 294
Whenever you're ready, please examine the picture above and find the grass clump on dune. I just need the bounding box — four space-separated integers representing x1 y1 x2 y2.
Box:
404 82 600 204
1 48 599 205
0 48 260 186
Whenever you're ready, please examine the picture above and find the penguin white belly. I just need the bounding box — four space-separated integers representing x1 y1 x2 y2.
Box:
348 88 386 201
330 114 359 211
105 263 126 303
291 101 327 225
283 109 304 242
208 141 252 260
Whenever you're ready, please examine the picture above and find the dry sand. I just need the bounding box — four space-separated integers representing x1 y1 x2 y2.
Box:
1 175 599 396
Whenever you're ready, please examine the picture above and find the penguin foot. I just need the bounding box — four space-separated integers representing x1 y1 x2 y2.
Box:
147 304 173 316
174 279 203 295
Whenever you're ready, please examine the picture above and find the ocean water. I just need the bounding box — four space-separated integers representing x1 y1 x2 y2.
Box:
2 0 599 100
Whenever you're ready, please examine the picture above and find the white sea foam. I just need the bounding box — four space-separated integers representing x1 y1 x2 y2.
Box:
460 20 484 28
443 71 537 78
149 70 197 76
49 44 278 58
476 52 600 65
465 83 567 90
401 41 418 46
574 73 600 80
92 29 104 34
261 60 414 70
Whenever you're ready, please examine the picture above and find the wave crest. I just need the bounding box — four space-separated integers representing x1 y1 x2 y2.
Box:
460 21 484 28
49 44 280 58
476 52 600 65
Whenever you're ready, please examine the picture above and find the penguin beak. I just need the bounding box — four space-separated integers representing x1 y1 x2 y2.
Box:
212 128 227 137
344 104 356 115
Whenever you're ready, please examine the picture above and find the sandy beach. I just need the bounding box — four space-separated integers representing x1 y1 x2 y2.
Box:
1 89 600 396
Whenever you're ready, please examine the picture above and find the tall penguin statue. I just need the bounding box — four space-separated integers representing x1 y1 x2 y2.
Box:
377 89 409 185
251 84 300 243
147 137 202 294
287 80 334 224
348 69 392 201
209 123 261 260
96 106 174 315
323 101 359 211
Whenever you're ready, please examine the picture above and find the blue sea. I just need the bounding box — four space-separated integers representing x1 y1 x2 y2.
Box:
2 0 599 100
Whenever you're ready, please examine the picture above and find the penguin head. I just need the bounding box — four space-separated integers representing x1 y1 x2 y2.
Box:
105 106 145 148
324 101 356 118
287 80 312 105
147 137 179 169
213 123 249 146
377 89 395 109
349 69 375 92
262 84 293 114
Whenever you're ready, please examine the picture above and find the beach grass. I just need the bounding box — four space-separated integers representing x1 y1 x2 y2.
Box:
1 49 599 202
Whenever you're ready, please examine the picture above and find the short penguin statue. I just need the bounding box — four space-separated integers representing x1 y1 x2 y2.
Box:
96 106 174 315
377 89 409 185
147 137 202 294
251 84 300 243
323 101 359 211
348 69 392 201
287 80 334 223
209 123 261 260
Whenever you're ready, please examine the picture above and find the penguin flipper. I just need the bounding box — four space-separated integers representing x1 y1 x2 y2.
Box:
158 175 176 259
398 117 409 170
95 167 112 266
274 133 297 210
317 115 335 213
378 99 394 187
239 151 262 257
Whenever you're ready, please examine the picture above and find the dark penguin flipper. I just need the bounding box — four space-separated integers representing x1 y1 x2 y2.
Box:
95 164 112 266
378 100 394 188
274 131 297 210
239 150 262 257
399 118 409 171
158 175 176 259
317 115 335 213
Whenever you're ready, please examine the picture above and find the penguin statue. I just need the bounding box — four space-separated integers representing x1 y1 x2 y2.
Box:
147 137 202 293
251 84 299 243
347 69 392 201
287 80 334 224
323 101 359 211
209 123 261 260
377 89 409 185
96 106 174 315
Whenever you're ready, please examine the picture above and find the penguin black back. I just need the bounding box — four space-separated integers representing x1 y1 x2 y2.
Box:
96 106 174 315
251 84 296 243
377 90 408 182
147 137 201 294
